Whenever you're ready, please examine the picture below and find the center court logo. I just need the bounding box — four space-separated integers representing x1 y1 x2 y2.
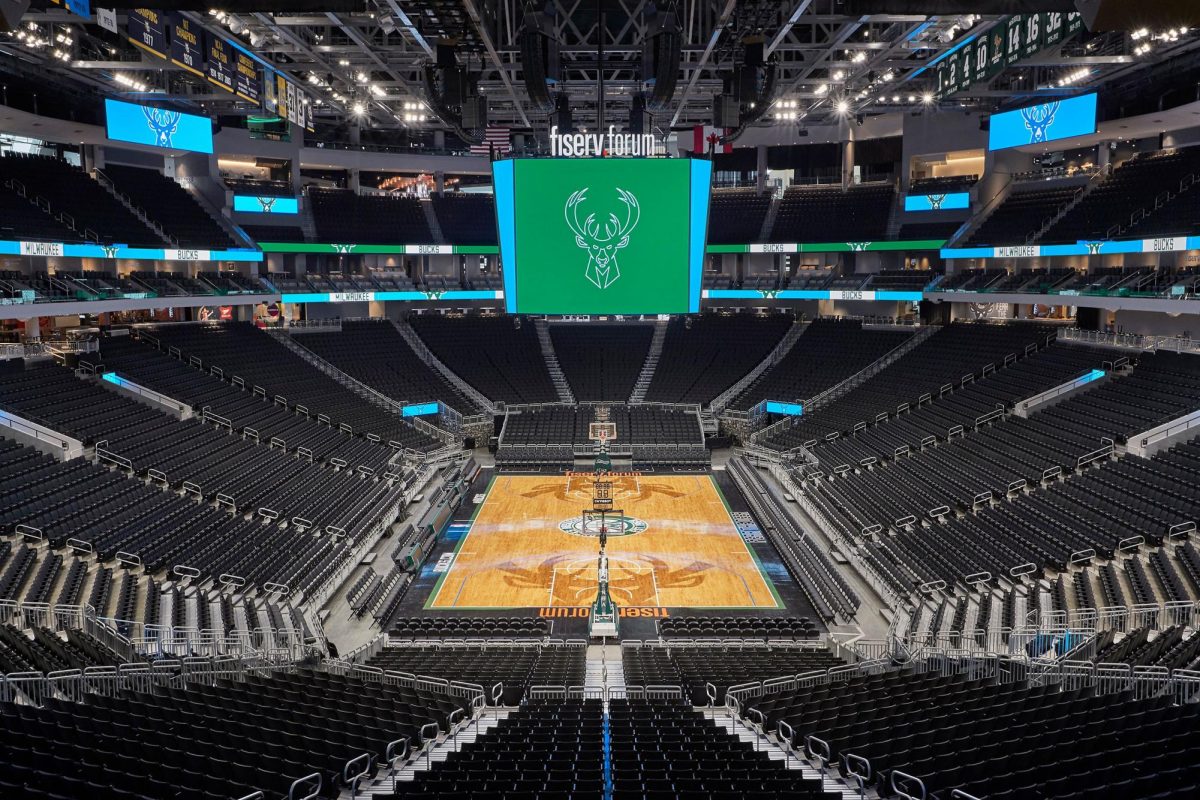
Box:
558 514 648 538
564 187 640 289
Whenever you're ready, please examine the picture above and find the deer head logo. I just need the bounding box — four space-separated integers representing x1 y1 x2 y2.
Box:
330 244 355 254
928 194 947 210
258 197 277 213
565 187 640 289
1085 241 1104 255
846 242 873 251
1020 101 1060 144
141 106 182 148
101 245 120 259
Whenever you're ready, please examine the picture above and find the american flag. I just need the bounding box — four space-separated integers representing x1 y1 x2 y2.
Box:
693 125 732 155
470 127 512 157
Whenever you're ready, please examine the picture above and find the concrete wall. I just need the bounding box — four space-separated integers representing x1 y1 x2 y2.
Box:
1113 309 1200 337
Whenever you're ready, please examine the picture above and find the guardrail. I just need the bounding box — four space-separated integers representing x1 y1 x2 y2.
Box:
1127 408 1200 458
1060 327 1200 355
0 408 84 459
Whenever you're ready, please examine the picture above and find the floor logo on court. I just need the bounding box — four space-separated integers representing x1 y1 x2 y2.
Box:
558 514 648 538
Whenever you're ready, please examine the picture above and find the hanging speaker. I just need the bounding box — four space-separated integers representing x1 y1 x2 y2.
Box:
0 0 31 32
462 96 488 129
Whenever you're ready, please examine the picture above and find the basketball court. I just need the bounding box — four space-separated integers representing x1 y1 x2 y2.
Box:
426 473 782 610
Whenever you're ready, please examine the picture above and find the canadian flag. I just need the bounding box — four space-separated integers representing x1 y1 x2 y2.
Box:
693 126 732 155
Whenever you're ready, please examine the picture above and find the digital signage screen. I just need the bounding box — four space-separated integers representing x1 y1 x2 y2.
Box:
494 158 711 315
104 98 214 154
904 192 970 212
987 92 1097 151
233 195 299 214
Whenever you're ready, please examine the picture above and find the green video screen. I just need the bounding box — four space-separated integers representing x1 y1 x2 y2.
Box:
495 158 709 314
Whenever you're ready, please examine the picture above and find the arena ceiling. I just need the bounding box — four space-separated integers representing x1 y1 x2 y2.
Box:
4 1 1200 146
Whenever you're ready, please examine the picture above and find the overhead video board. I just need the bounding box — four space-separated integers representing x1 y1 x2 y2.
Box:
494 158 711 314
104 98 214 154
988 92 1097 151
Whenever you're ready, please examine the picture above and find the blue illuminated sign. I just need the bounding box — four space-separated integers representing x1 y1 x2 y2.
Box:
988 93 1097 151
104 98 214 154
904 192 970 212
765 401 804 417
0 239 261 263
233 195 299 214
401 402 439 417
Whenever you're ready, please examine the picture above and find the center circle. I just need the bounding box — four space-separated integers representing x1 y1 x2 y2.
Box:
558 515 648 538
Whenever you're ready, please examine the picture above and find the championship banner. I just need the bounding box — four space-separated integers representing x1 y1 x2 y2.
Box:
168 15 204 77
234 52 260 104
206 36 235 93
275 73 289 120
127 8 168 59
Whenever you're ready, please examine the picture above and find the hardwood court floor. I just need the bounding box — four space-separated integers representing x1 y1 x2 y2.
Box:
426 474 780 610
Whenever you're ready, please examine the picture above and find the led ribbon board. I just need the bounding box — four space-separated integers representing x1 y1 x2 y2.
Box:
942 235 1200 260
0 240 261 262
233 196 300 214
256 243 497 254
703 289 924 302
705 240 947 254
988 93 1097 151
279 290 503 304
494 158 711 314
104 98 214 154
904 193 970 212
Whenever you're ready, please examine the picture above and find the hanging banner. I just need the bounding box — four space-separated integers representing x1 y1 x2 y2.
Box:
286 81 298 127
1043 12 1065 47
1021 14 1045 59
206 36 235 93
275 73 289 120
95 7 118 33
168 15 204 77
234 52 260 104
1005 16 1024 65
127 8 168 59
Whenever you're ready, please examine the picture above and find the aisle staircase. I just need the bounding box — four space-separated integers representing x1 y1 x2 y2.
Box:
356 707 513 796
709 319 808 415
391 320 497 415
534 319 575 404
759 194 781 242
91 169 173 246
266 328 458 446
710 715 863 799
628 319 669 403
421 197 445 243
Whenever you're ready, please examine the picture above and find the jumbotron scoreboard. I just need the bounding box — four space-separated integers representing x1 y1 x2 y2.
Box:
493 158 712 315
